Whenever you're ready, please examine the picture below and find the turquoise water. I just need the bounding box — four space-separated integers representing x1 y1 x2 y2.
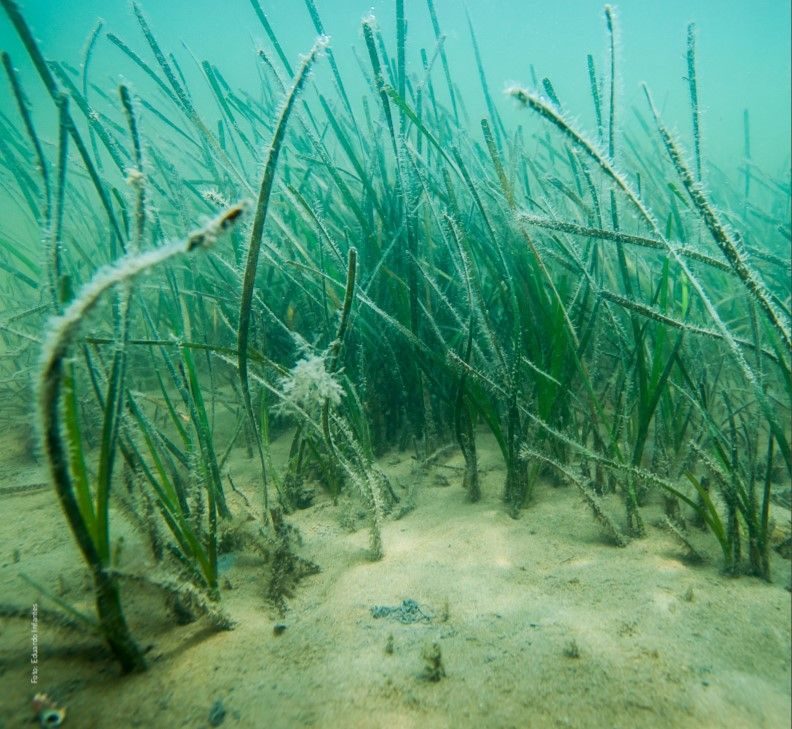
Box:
1 1 790 172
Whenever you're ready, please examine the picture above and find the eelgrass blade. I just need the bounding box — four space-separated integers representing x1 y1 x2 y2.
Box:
119 84 146 250
465 8 505 149
425 0 458 126
586 53 603 143
0 0 128 254
37 204 244 671
238 37 328 514
249 0 293 76
362 16 397 156
604 5 617 159
304 0 355 119
686 23 703 181
646 92 791 353
509 84 791 467
1 51 50 224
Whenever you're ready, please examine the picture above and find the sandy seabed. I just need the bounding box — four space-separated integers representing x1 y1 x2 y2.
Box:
0 431 790 729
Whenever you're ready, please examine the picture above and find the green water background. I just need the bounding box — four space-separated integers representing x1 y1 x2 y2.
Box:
0 0 789 237
0 0 792 164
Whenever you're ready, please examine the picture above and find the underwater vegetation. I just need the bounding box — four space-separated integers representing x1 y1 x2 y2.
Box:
0 0 789 674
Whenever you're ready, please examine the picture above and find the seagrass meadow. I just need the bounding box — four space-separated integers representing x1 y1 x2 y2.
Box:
0 0 789 726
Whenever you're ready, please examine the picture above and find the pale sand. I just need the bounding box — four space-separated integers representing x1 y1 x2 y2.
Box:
0 431 789 728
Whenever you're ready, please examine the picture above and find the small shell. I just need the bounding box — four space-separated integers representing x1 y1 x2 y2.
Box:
39 707 67 728
31 693 53 713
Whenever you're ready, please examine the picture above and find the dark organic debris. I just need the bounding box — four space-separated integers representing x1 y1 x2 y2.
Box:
370 598 433 624
208 699 226 727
